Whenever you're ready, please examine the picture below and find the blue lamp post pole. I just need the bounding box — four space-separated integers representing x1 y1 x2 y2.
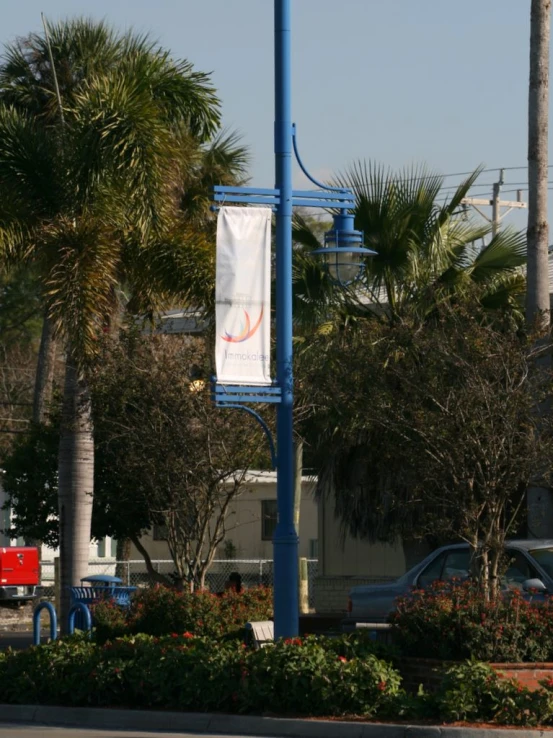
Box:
273 0 299 639
212 0 375 641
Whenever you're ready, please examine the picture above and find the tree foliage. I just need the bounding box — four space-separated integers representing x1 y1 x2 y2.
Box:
90 331 270 589
292 164 527 328
1 419 59 546
2 331 271 589
296 301 553 592
0 267 44 458
0 17 231 363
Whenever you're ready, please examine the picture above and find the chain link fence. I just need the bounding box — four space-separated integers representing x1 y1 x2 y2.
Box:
41 558 319 608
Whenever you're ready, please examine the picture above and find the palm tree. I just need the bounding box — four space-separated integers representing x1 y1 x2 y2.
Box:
0 18 225 421
292 163 527 328
526 0 552 539
292 163 529 565
527 0 551 330
0 19 224 627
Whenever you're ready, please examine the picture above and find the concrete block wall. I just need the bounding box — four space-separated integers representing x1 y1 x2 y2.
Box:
313 575 394 614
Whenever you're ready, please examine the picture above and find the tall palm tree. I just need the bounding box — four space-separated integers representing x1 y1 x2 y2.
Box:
292 163 527 328
527 0 551 330
0 19 223 627
0 18 226 421
526 0 552 538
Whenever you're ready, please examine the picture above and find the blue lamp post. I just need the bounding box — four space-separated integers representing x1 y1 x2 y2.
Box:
212 0 375 639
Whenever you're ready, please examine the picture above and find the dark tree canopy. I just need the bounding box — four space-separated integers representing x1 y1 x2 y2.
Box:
296 301 553 590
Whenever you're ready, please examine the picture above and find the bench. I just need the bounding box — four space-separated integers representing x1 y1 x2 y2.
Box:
245 620 274 648
69 585 137 608
352 622 393 643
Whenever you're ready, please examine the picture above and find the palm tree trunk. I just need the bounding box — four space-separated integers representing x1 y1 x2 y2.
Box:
26 314 57 550
32 313 57 424
527 0 553 538
527 0 551 327
57 360 94 633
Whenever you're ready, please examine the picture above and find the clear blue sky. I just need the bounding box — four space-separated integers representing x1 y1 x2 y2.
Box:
2 0 542 232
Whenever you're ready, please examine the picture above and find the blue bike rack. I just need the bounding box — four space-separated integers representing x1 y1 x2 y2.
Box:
67 602 92 635
32 601 58 646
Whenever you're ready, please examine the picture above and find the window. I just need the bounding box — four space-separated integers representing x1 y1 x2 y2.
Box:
529 548 553 579
261 500 278 541
417 553 445 588
417 549 470 588
442 550 470 581
504 550 539 588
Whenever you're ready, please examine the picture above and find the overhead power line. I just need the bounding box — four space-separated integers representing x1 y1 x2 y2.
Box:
346 165 553 190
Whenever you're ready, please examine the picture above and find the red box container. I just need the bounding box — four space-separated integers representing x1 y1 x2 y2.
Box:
0 546 40 603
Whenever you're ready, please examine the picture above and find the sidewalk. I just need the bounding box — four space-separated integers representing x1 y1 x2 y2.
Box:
1 705 552 738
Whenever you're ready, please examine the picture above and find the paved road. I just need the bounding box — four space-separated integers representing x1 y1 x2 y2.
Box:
0 631 41 650
0 728 241 738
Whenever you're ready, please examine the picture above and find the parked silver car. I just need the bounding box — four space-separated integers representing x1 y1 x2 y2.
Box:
343 540 553 631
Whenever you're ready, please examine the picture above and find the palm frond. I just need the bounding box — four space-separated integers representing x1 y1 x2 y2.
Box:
0 105 64 219
438 166 485 223
115 49 221 141
179 128 250 223
479 272 526 312
122 224 215 316
470 227 527 282
0 18 123 118
42 217 121 362
292 213 324 251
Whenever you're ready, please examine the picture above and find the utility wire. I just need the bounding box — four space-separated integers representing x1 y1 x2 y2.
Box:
345 165 553 190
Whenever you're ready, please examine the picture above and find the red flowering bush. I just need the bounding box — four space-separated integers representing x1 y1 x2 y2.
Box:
5 633 553 725
391 580 553 662
91 599 128 643
92 585 273 642
436 660 553 726
240 635 401 717
0 632 400 717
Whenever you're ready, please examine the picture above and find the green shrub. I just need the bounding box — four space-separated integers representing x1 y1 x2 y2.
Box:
0 633 400 717
92 585 273 642
436 660 553 727
327 631 402 666
6 633 553 725
241 636 401 717
390 580 553 662
91 599 128 644
0 634 99 706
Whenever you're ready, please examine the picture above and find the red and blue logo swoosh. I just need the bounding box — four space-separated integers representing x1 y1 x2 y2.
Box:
222 307 264 343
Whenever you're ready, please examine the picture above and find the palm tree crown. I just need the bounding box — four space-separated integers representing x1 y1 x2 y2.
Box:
293 162 527 327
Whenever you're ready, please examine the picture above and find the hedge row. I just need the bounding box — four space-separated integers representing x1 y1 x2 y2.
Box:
0 633 399 718
3 634 553 726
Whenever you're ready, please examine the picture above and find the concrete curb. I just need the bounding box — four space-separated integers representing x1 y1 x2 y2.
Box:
0 705 550 737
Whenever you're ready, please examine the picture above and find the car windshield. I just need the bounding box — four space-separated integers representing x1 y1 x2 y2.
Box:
528 548 553 579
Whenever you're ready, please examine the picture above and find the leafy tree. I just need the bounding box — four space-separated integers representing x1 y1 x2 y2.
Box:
297 300 553 594
3 331 270 591
1 420 59 547
90 331 269 590
0 18 223 625
0 267 42 347
0 267 44 458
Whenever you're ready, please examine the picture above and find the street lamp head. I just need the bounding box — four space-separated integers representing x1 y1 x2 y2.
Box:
313 211 376 287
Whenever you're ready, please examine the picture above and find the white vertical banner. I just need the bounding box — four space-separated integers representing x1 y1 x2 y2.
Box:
215 206 272 385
